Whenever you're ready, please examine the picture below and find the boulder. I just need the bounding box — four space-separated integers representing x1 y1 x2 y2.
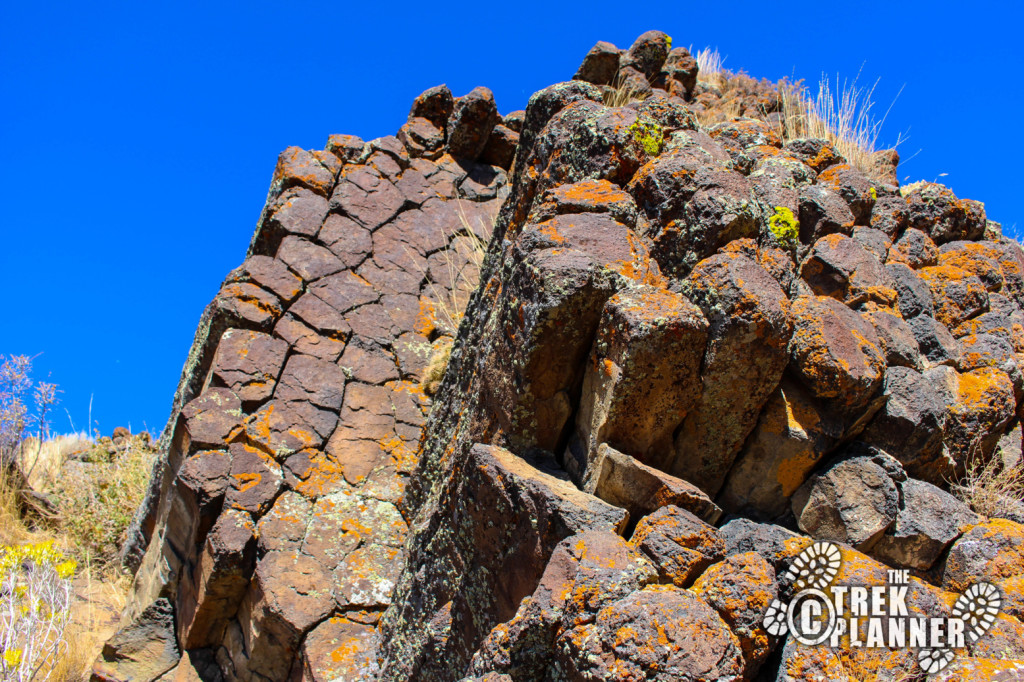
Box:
555 585 744 681
887 227 938 269
903 182 986 244
790 452 900 551
583 443 722 525
468 530 656 680
668 253 792 495
872 478 979 570
380 445 627 680
573 285 707 472
943 518 1024 593
691 552 779 676
92 598 180 682
918 264 989 328
787 294 886 415
629 505 725 587
573 41 619 85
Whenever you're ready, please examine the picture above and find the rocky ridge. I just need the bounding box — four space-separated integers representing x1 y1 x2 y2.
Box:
97 31 1024 682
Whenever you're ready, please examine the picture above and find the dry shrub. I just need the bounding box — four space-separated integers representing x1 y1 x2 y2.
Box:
951 452 1024 518
46 434 157 568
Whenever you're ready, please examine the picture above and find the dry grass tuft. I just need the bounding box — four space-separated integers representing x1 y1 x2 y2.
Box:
423 201 493 338
603 73 650 108
776 73 904 179
951 452 1024 519
415 201 494 395
694 46 726 89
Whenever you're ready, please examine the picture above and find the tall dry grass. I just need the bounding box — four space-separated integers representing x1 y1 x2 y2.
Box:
417 201 494 395
694 46 726 88
776 72 905 178
602 73 650 108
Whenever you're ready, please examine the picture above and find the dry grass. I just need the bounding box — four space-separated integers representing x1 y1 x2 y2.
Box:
602 72 650 108
776 72 905 179
425 201 493 337
415 200 494 395
694 46 726 89
951 452 1024 519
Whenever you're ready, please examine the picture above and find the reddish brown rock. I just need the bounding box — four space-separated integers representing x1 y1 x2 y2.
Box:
181 388 243 451
943 519 1024 593
210 329 288 405
272 146 335 198
556 584 744 681
787 294 886 415
447 87 500 161
177 509 257 648
718 376 852 518
237 551 336 680
903 181 986 244
583 443 721 524
691 552 778 676
790 453 900 551
214 281 282 330
887 226 939 269
799 233 896 308
293 616 380 682
573 41 619 86
468 530 656 680
573 285 707 473
668 252 792 495
227 255 304 303
380 445 626 680
919 264 990 328
629 505 725 587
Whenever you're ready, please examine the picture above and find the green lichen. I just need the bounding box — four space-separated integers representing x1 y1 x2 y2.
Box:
629 120 664 156
769 206 800 248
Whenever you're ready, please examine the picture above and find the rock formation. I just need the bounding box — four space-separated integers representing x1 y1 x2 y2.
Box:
95 30 1024 682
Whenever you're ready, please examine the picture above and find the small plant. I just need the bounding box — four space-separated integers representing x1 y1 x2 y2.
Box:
49 433 156 565
951 453 1024 518
422 337 454 397
769 206 800 247
0 541 76 682
628 120 664 156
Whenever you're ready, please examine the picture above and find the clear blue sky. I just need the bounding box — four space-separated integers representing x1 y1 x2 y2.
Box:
2 0 1021 437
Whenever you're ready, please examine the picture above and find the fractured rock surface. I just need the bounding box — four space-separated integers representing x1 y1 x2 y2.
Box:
103 31 1024 682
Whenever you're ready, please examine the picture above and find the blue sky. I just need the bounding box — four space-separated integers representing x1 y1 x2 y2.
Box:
2 1 1021 436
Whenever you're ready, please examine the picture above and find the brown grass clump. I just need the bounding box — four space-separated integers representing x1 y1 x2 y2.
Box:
951 452 1024 519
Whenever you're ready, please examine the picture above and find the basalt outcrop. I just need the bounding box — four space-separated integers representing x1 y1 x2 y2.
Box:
98 30 1024 682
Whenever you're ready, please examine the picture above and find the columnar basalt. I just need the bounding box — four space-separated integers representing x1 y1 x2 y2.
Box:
101 30 1024 682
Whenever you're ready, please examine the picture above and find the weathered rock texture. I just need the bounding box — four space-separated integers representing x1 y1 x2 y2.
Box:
103 31 1024 682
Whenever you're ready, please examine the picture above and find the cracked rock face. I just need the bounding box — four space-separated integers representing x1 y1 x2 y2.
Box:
102 31 1024 682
